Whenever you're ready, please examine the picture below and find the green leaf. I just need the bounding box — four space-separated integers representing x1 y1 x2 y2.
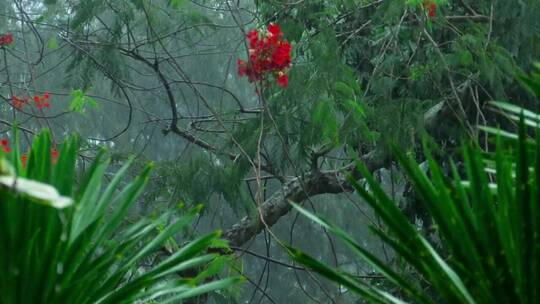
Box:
170 0 184 8
287 247 394 304
47 36 59 50
460 50 473 66
69 89 98 114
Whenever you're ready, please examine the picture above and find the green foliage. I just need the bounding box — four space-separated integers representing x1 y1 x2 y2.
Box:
288 71 540 303
169 0 185 9
258 0 539 159
71 0 106 31
0 130 241 303
157 152 253 213
312 99 339 145
290 111 540 302
69 89 98 114
47 36 58 50
264 29 371 162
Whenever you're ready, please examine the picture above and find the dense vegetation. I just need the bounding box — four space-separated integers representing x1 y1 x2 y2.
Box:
1 0 539 303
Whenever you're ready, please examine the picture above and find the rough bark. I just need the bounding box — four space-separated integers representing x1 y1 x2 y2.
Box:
223 150 388 246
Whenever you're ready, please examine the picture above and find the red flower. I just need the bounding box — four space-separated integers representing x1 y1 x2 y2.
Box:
424 1 437 18
237 23 292 89
237 59 248 76
247 30 259 48
12 93 53 110
277 73 288 88
272 42 292 67
51 148 59 164
21 154 28 167
428 4 437 18
268 23 281 37
31 93 52 110
12 95 29 110
267 23 282 44
1 138 11 153
0 33 13 46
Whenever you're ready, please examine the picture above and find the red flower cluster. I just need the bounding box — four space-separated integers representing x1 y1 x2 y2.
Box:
424 1 437 18
11 96 29 110
1 138 59 166
0 33 13 46
1 139 11 153
237 23 292 88
12 92 51 110
34 92 52 109
18 148 58 167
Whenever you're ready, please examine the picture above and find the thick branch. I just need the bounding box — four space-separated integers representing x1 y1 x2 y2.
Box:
223 150 387 246
223 171 348 247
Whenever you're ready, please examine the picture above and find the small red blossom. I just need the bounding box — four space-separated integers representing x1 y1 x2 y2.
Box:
32 93 53 110
247 30 259 49
423 1 437 19
267 23 281 37
21 154 28 167
428 4 437 18
237 23 292 89
272 41 292 67
11 93 52 110
1 139 10 153
50 147 60 164
0 33 13 46
237 59 248 76
277 72 288 88
11 95 28 110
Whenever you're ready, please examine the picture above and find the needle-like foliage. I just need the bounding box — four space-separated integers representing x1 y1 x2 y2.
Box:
288 75 540 303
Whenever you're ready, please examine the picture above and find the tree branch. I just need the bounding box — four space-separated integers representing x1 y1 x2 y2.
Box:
223 150 387 246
